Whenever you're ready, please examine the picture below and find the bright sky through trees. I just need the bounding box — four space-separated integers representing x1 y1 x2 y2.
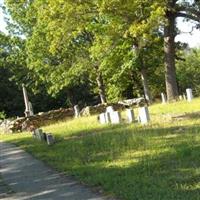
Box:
0 0 200 48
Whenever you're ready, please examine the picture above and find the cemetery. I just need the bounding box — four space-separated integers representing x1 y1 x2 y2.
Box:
1 86 200 200
1 0 200 199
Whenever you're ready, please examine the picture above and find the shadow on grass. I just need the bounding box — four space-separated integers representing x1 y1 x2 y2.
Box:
7 122 200 200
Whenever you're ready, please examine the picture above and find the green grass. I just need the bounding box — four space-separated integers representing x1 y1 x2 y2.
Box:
2 98 200 199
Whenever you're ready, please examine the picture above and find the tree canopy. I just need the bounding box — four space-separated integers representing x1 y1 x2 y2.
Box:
1 0 200 116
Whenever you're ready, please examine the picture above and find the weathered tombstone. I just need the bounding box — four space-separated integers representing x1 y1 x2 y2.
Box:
186 88 193 102
22 84 31 117
126 109 135 123
179 95 183 100
29 101 34 116
161 93 167 104
99 113 107 124
138 107 150 124
46 134 55 145
183 94 187 100
106 106 114 113
35 129 45 141
110 111 121 124
74 105 80 118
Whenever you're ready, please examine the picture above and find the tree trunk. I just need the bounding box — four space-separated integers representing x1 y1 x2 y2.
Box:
140 68 152 104
164 12 179 101
95 66 107 104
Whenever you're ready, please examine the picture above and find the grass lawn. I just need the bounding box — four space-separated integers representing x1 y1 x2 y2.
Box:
1 98 200 200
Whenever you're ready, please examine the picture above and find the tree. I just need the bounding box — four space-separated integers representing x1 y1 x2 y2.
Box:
158 0 200 101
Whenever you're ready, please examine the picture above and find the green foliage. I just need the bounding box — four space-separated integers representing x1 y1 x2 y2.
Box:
0 111 6 119
2 0 200 116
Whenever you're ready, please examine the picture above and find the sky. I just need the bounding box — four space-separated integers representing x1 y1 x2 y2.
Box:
0 0 200 48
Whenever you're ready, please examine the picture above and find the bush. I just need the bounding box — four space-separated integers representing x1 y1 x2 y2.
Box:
0 111 6 120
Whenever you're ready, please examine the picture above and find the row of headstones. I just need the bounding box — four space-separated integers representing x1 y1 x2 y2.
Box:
99 106 150 125
161 88 193 103
32 129 55 145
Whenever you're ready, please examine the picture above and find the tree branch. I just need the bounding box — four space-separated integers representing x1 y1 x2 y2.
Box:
176 5 200 22
176 12 200 22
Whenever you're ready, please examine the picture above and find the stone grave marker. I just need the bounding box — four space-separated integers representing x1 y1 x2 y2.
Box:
183 94 187 100
138 107 150 124
110 111 121 124
34 129 45 141
186 88 193 102
29 101 34 116
46 134 55 145
99 113 107 124
74 105 80 118
161 93 167 104
106 106 114 113
179 95 183 100
126 109 135 123
22 84 31 117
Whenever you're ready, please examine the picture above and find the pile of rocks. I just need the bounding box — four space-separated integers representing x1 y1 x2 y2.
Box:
2 108 74 133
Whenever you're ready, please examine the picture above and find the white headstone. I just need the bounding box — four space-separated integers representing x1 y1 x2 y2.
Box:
106 106 114 113
179 95 183 100
29 101 34 116
22 84 30 117
183 94 186 100
46 134 55 145
110 111 121 124
99 113 107 124
74 105 80 118
186 88 193 102
161 93 167 104
126 109 135 123
138 107 150 124
34 129 45 141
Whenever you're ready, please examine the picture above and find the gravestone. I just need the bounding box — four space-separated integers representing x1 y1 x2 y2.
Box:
161 93 167 104
29 101 34 116
138 107 150 124
106 106 114 113
126 109 135 123
179 95 183 100
74 105 80 118
34 129 45 141
46 134 55 145
99 113 107 124
183 94 187 100
22 84 31 117
186 88 193 102
110 111 121 124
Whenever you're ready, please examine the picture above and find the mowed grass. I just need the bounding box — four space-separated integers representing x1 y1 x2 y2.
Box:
2 98 200 199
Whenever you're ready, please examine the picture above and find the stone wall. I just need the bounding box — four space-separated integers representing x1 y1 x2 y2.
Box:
1 98 146 133
2 108 74 133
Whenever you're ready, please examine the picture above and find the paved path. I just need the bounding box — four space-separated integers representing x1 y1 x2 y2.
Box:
0 142 112 200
